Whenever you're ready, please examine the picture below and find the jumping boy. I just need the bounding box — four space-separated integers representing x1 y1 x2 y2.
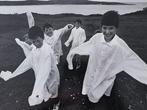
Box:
19 12 73 64
43 23 73 64
65 19 86 69
66 11 147 104
0 26 60 109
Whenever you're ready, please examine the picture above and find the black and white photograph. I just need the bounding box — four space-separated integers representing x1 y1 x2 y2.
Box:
0 0 147 110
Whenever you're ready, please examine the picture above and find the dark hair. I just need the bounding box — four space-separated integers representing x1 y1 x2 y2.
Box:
43 23 53 32
101 10 119 28
28 26 44 40
75 19 82 24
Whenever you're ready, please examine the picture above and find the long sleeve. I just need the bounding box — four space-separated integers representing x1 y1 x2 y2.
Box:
65 29 74 45
26 12 35 28
121 40 147 84
56 24 73 42
15 38 33 57
66 35 96 70
0 49 32 81
11 53 32 78
29 54 51 106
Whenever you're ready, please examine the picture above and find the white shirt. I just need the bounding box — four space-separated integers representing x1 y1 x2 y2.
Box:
67 33 147 103
44 25 70 49
0 42 59 106
44 25 72 62
65 27 86 49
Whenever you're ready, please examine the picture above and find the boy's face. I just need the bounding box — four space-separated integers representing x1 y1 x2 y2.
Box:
75 22 80 28
44 27 54 37
31 37 43 48
24 37 32 45
101 25 117 42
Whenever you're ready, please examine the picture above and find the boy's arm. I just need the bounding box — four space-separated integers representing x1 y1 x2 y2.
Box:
15 38 33 57
11 53 32 78
26 12 35 28
0 53 32 81
64 29 74 47
121 40 147 84
66 35 96 70
56 24 74 41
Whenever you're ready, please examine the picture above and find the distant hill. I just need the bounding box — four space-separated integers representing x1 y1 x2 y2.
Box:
123 8 147 16
0 0 132 5
32 12 102 17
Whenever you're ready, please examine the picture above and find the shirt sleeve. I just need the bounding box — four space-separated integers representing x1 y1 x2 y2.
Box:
66 34 96 68
55 25 71 41
65 29 74 45
68 33 96 56
11 53 32 78
122 40 147 84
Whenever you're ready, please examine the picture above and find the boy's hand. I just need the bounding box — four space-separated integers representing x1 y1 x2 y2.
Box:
15 38 22 46
64 42 70 47
15 38 20 43
67 24 74 30
0 71 12 81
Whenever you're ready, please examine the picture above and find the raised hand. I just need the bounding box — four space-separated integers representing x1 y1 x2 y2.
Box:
67 24 74 30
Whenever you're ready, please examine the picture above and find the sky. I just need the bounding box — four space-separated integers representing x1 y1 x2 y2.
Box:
90 0 147 3
1 0 147 2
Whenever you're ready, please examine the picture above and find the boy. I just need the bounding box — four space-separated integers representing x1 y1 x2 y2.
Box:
66 11 147 103
0 26 60 109
64 19 86 50
65 19 86 69
43 23 73 64
18 12 73 64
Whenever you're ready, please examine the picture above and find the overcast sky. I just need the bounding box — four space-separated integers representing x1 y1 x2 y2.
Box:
1 0 147 2
90 0 147 2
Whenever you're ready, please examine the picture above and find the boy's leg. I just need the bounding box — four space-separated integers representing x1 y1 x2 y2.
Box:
51 97 60 110
75 54 81 70
66 52 74 70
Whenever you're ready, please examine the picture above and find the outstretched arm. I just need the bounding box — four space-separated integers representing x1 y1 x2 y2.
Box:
66 35 95 70
122 40 147 85
64 29 73 47
11 53 32 78
0 53 32 81
55 24 74 42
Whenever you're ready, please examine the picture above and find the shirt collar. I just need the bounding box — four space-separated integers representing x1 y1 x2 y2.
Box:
44 32 54 38
100 34 118 47
74 27 81 30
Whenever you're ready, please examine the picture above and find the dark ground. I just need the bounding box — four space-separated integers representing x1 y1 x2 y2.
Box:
0 13 147 110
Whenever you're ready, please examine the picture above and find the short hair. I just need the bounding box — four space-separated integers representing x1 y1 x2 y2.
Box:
28 26 44 40
43 23 53 32
101 10 119 28
75 19 82 24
